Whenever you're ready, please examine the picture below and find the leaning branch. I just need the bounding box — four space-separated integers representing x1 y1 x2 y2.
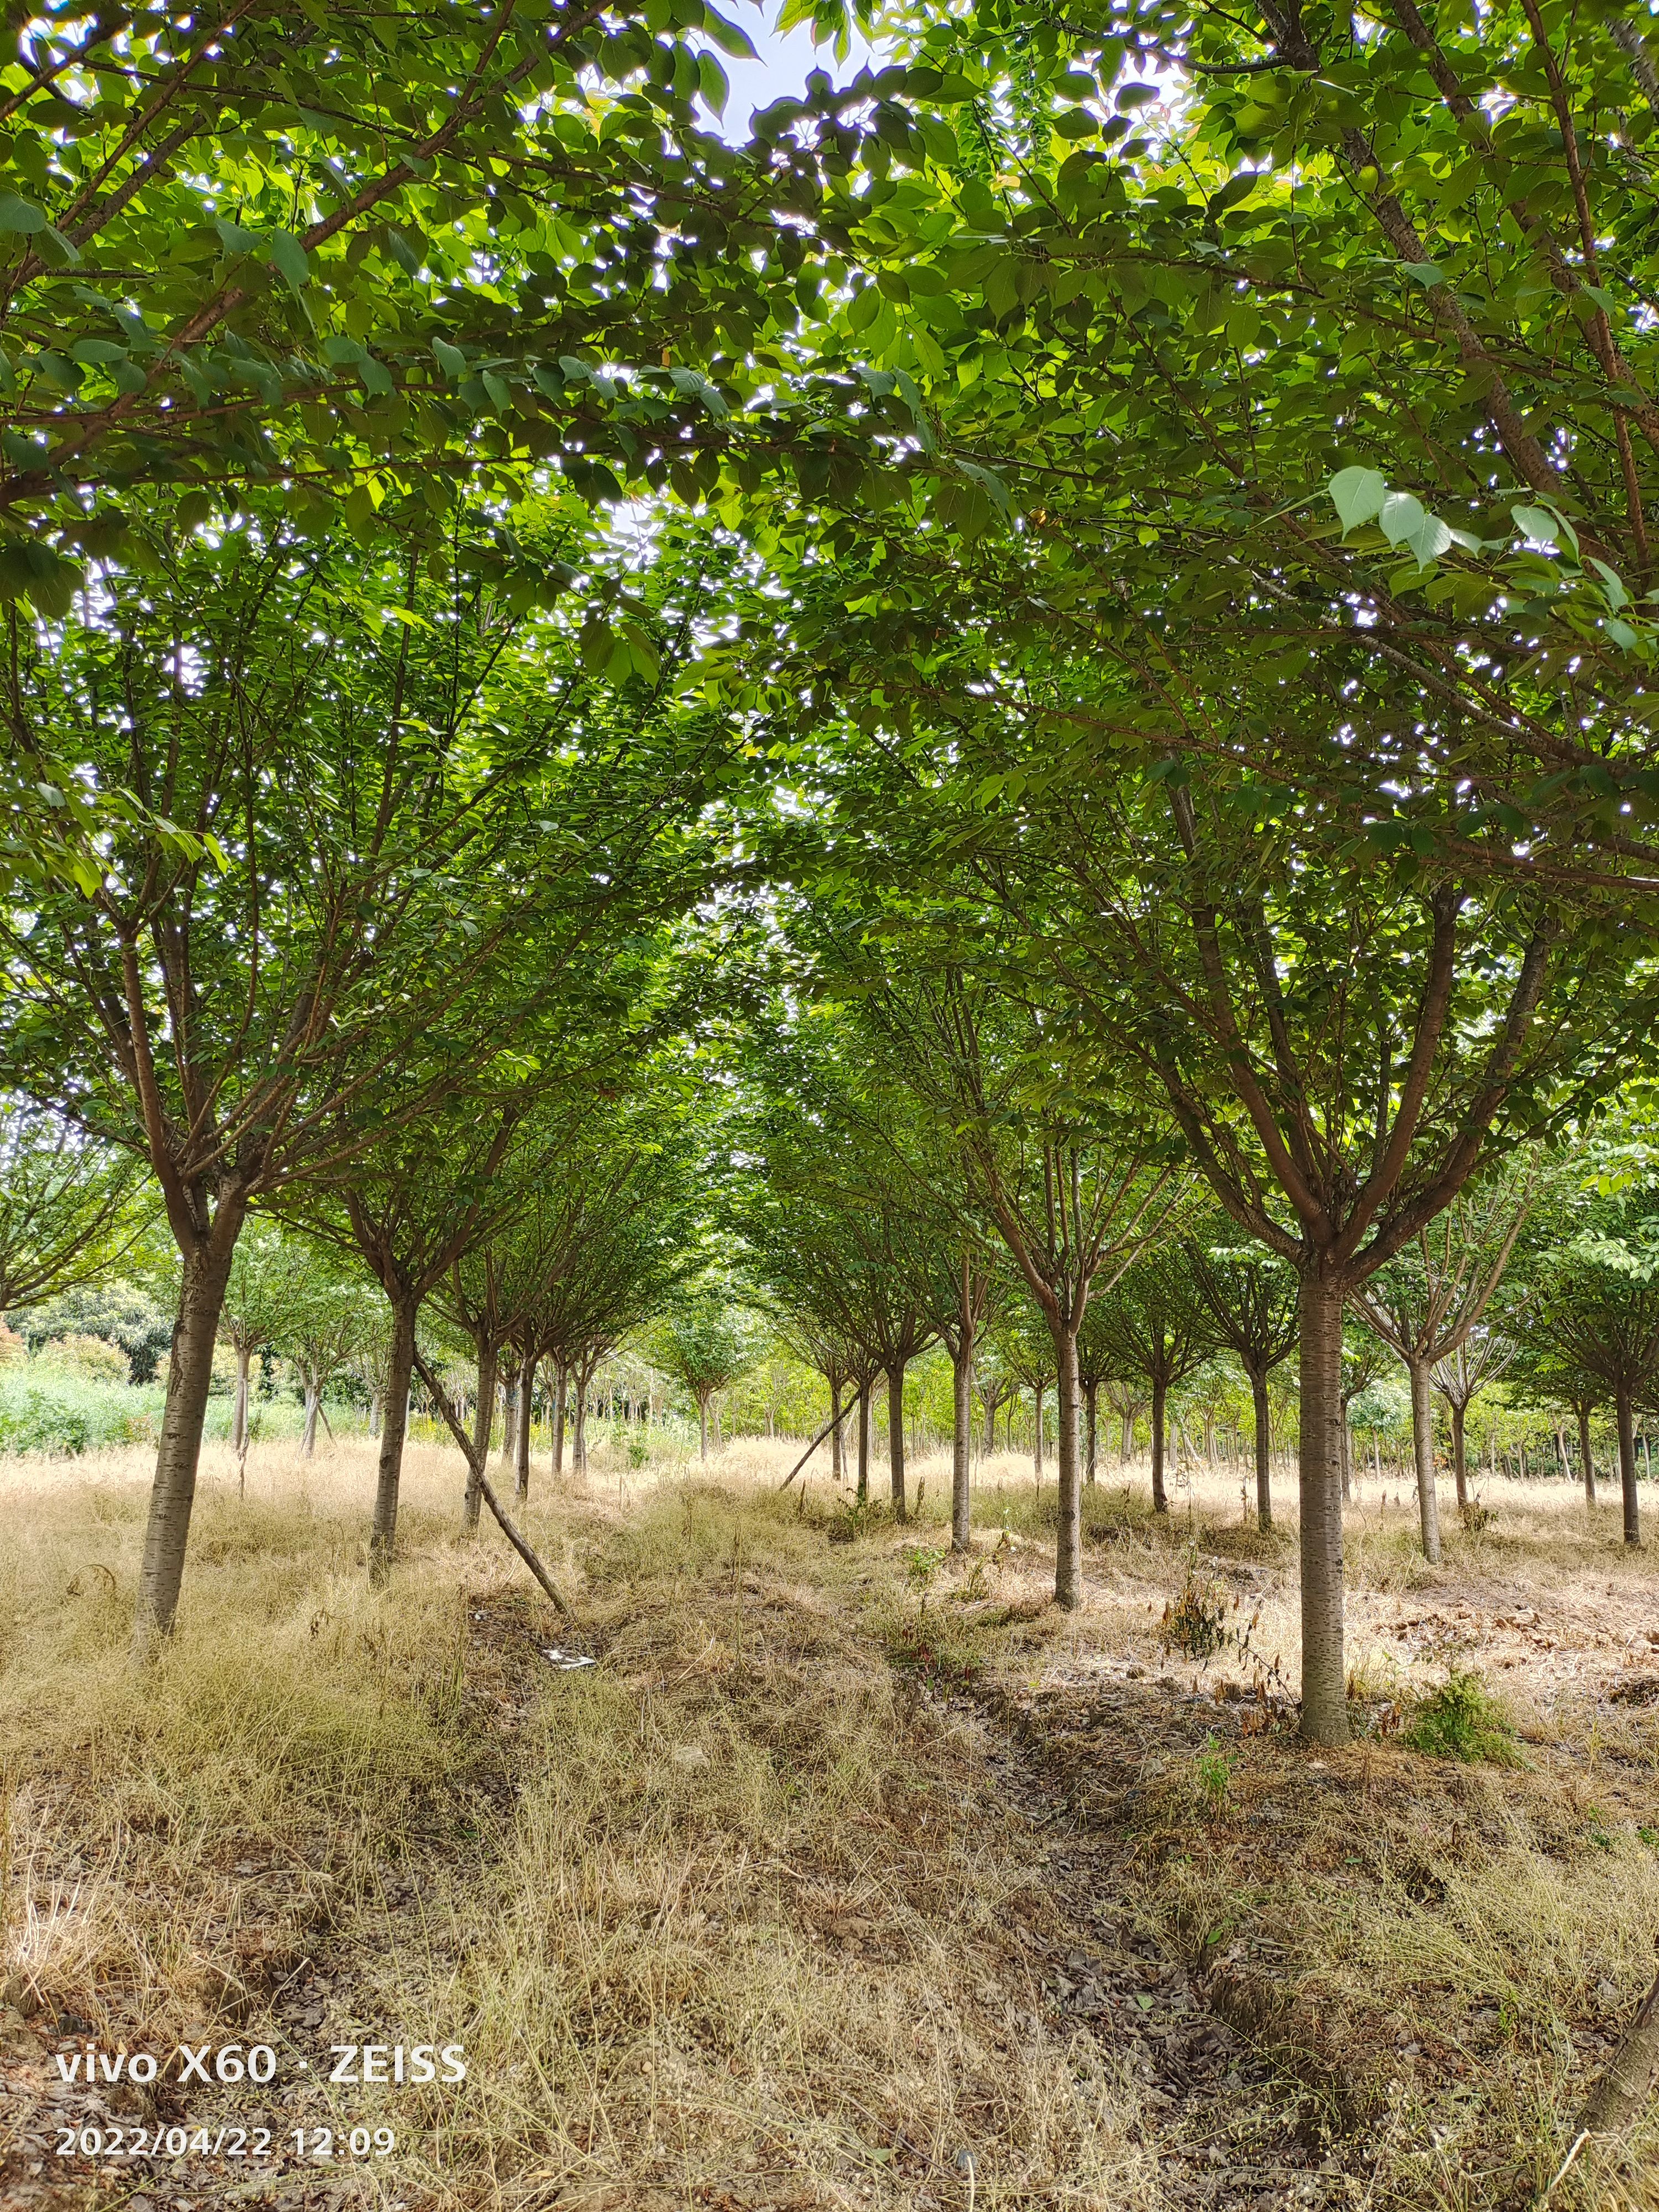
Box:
411 1345 577 1621
777 1405 850 1493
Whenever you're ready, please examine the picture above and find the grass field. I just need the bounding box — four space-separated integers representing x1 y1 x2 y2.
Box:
2 1432 1656 2210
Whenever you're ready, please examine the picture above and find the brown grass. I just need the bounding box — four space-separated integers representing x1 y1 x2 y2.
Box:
1 1432 1656 2210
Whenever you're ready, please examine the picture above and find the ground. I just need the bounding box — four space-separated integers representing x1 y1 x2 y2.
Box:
1 1433 1656 2212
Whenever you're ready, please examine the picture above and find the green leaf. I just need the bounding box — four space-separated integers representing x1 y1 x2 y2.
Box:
697 50 729 117
0 195 47 234
267 232 311 294
1378 491 1427 548
1511 504 1559 549
1329 466 1387 535
578 617 615 672
702 7 760 59
432 337 468 379
1589 558 1629 613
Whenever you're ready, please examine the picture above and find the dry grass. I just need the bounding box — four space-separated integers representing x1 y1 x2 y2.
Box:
1 1432 1656 2210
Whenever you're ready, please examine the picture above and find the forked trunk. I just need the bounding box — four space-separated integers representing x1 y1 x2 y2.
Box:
515 1351 536 1503
1053 1327 1083 1610
1408 1356 1441 1563
1251 1368 1272 1532
1084 1378 1098 1486
1150 1373 1167 1512
1451 1398 1469 1510
232 1343 253 1455
887 1361 907 1522
1298 1269 1349 1746
552 1359 567 1477
301 1382 320 1458
463 1340 498 1535
951 1347 973 1552
1616 1386 1642 1547
132 1219 245 1660
369 1296 417 1587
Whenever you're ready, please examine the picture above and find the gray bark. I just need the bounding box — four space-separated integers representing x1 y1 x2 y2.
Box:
369 1295 416 1586
1251 1368 1272 1531
1299 1270 1349 1746
1616 1387 1642 1547
1054 1327 1083 1609
1409 1354 1442 1563
887 1361 907 1522
132 1218 244 1658
951 1347 973 1552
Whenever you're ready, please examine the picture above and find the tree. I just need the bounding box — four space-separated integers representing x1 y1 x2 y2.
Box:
1433 1326 1525 1515
1529 1190 1659 1546
842 943 1185 1599
0 3 868 547
289 1270 383 1459
1354 1165 1538 1561
217 1220 321 1463
1088 1250 1220 1517
1185 1232 1300 1531
0 1098 145 1317
2 496 722 1652
653 1292 757 1459
789 0 1659 883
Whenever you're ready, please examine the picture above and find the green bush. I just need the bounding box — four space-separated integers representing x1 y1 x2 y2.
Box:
1404 1669 1525 1767
0 1365 362 1455
0 1369 163 1454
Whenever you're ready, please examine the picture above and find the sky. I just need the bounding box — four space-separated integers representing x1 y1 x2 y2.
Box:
711 3 883 138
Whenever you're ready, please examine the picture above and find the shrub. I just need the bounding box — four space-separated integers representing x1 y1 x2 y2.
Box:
1404 1669 1525 1767
37 1332 133 1385
0 1370 163 1454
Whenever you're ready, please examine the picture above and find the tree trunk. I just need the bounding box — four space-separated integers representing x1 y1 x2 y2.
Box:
1298 1269 1349 1747
464 1340 498 1535
552 1359 567 1478
1251 1368 1272 1532
951 1346 973 1552
369 1295 417 1588
1084 1378 1098 1486
1150 1371 1168 1512
1451 1397 1469 1511
232 1342 253 1455
984 1389 998 1455
501 1358 521 1465
857 1383 870 1506
1339 1406 1351 1503
830 1376 844 1487
368 1388 383 1440
132 1224 244 1659
572 1371 588 1474
887 1361 907 1522
301 1381 320 1458
1121 1405 1133 1462
1616 1386 1642 1547
1408 1355 1442 1563
1032 1383 1044 1480
515 1351 536 1504
698 1391 709 1461
1054 1326 1083 1610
